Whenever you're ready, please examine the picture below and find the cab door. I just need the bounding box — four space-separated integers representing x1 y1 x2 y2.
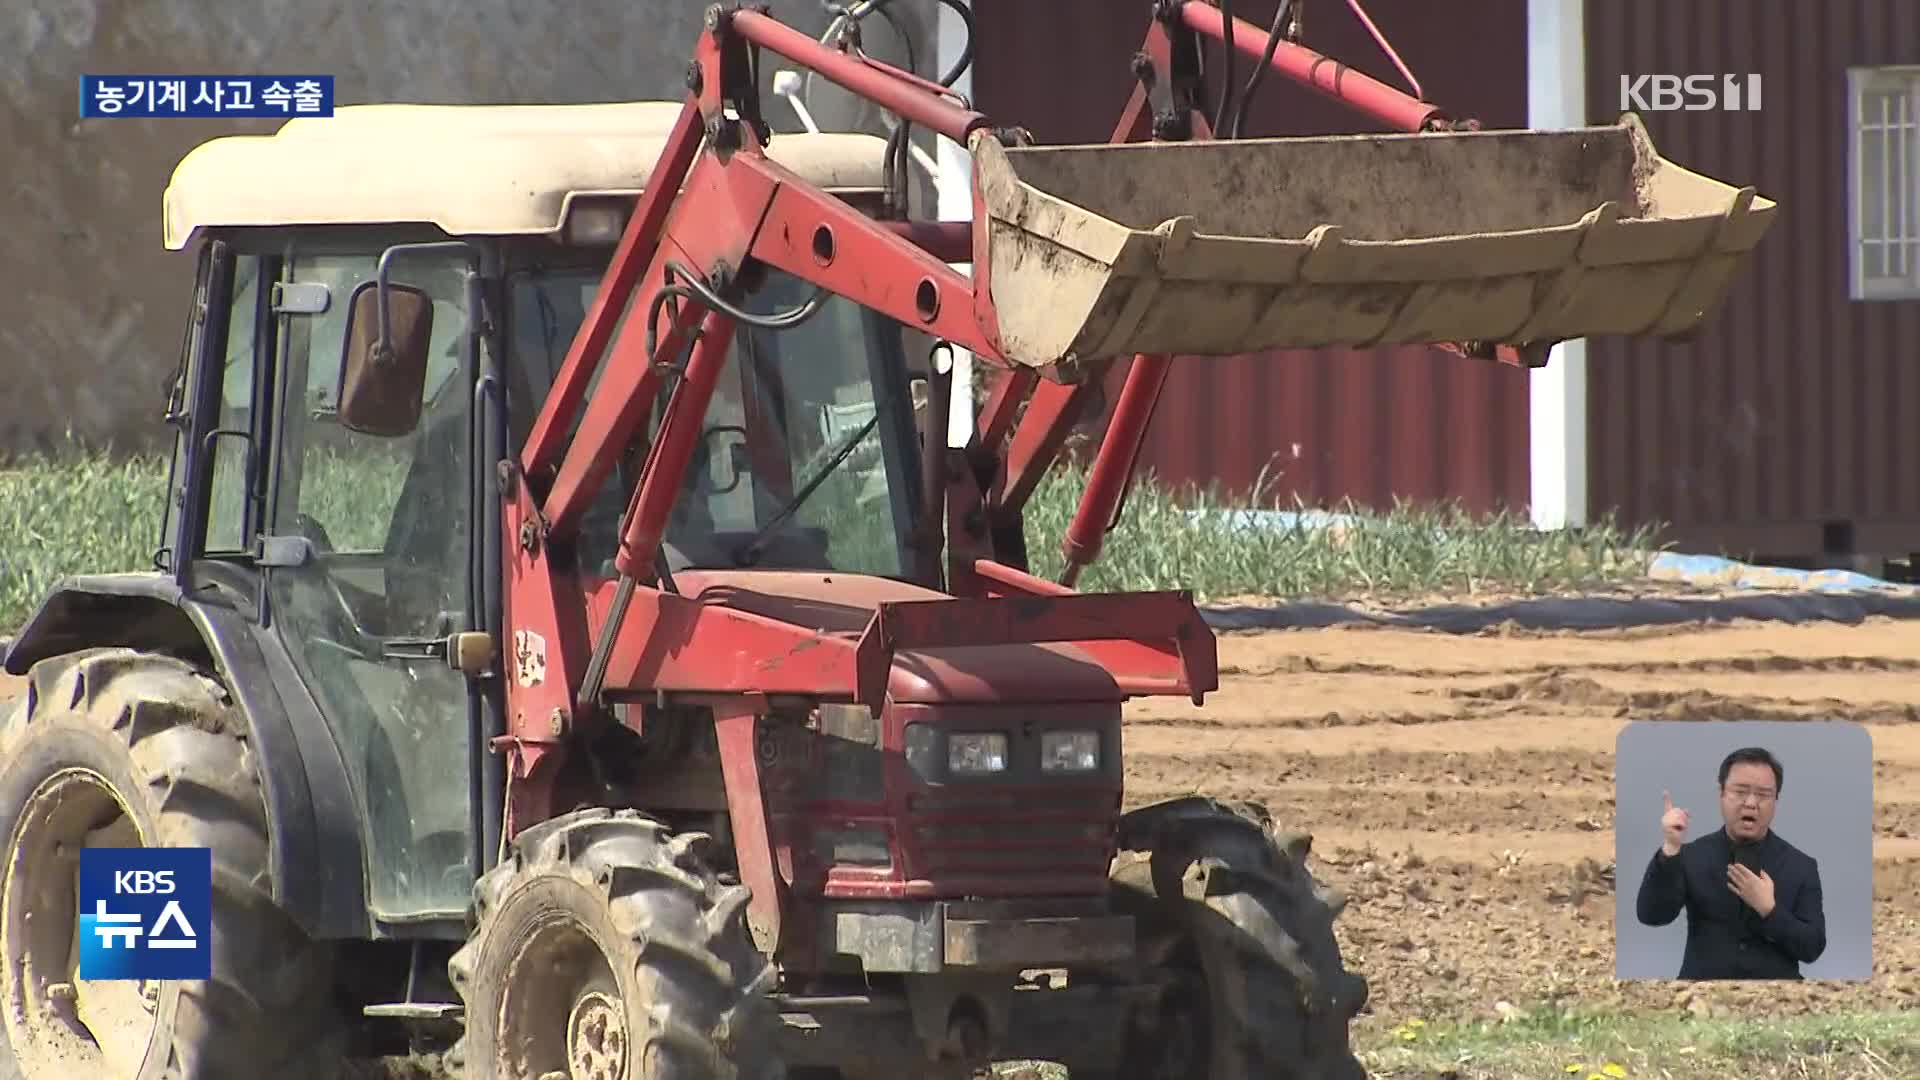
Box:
257 237 483 928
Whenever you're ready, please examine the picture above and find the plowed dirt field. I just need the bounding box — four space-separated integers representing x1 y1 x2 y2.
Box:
1123 615 1920 1035
5 614 1916 1041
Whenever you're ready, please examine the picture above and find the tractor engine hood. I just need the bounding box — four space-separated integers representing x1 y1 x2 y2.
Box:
586 571 1214 707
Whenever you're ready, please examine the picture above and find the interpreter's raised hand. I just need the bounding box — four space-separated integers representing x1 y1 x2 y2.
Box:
1661 790 1690 857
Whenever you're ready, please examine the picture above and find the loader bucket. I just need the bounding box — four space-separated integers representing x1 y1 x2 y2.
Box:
970 113 1776 370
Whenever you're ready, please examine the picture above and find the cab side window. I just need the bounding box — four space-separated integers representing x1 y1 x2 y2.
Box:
204 254 263 553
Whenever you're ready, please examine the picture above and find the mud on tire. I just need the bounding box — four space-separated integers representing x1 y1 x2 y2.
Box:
0 648 344 1080
447 807 783 1080
1094 795 1370 1080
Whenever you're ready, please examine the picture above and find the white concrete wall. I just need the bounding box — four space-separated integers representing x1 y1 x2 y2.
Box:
936 0 977 448
1526 0 1589 528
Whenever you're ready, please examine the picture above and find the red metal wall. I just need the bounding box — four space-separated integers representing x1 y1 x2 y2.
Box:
970 0 1532 510
1584 1 1920 560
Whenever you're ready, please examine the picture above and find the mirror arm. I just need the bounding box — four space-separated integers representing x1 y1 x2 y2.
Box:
374 241 481 365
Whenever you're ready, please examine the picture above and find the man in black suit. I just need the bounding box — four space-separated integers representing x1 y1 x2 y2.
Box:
1633 746 1826 979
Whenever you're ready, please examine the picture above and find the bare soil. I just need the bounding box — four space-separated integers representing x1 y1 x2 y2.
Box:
1124 616 1920 1036
5 615 1916 1043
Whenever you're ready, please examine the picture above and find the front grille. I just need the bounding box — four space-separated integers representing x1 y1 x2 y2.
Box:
903 790 1117 893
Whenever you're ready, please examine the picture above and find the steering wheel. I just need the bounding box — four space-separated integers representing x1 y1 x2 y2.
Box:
699 424 750 495
289 513 383 659
294 512 335 553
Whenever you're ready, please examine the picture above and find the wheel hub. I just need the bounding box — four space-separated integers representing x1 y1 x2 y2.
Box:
566 989 628 1080
0 770 155 1080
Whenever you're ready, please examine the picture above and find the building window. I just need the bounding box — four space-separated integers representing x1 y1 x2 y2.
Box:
1850 66 1920 300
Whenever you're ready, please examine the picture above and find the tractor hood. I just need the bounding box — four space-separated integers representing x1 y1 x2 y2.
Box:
590 571 1213 707
666 571 1123 704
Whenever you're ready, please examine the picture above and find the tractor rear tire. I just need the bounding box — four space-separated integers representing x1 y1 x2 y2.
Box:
447 807 783 1080
0 648 345 1080
1088 796 1370 1080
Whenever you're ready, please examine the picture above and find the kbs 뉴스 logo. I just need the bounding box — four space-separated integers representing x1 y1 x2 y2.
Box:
77 847 212 981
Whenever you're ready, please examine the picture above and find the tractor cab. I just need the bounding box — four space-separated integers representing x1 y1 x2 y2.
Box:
157 101 908 928
519 260 927 582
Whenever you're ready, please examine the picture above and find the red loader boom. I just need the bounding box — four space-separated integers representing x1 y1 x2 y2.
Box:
0 3 1778 1079
464 2 1775 1075
502 0 1774 825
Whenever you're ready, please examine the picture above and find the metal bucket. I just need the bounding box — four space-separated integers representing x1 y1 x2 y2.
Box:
971 113 1776 369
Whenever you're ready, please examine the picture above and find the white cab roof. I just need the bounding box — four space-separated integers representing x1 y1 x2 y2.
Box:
162 101 892 249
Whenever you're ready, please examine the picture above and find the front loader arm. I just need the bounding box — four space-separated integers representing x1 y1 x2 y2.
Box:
490 3 1773 840
990 0 1766 580
979 0 1470 578
495 6 1048 836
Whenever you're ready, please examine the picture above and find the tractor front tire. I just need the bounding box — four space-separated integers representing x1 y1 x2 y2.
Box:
0 648 344 1080
1092 796 1370 1080
447 807 783 1080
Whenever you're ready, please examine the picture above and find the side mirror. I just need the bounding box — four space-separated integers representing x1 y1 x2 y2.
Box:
338 279 433 437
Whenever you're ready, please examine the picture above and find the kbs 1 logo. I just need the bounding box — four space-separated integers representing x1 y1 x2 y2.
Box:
77 848 212 980
1620 74 1762 112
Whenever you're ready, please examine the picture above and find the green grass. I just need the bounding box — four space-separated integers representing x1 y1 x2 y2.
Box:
1023 459 1664 603
296 446 411 552
0 448 1664 634
1352 1004 1920 1080
0 449 174 629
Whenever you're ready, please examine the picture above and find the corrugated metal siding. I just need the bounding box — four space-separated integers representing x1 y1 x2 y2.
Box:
1586 0 1920 559
971 0 1531 510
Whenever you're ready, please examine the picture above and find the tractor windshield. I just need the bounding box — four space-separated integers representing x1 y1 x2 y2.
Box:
506 263 923 581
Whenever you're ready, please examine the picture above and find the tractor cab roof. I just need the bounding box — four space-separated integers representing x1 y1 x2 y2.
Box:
161 100 892 250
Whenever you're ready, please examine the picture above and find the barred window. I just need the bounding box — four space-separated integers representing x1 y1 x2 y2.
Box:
1850 66 1920 300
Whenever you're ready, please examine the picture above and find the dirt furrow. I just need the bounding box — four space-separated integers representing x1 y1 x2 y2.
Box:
11 618 1920 1032
1443 672 1920 724
1212 616 1920 676
1224 652 1920 681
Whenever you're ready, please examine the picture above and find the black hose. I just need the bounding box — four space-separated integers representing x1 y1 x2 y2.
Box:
870 0 918 79
860 0 974 88
1216 0 1236 136
643 263 828 383
865 0 976 213
931 0 975 88
886 118 912 213
665 261 828 334
644 283 699 369
1229 0 1293 138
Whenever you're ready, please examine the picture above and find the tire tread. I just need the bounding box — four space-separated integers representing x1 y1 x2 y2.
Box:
1105 796 1369 1080
2 648 342 1080
449 807 783 1080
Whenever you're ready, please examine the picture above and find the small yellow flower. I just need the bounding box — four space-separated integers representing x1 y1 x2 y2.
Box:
1564 1066 1584 1075
1407 1018 1425 1028
1602 1064 1628 1078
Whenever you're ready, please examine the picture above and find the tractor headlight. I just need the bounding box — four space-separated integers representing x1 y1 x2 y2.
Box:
947 732 1009 775
1040 730 1100 774
564 199 630 246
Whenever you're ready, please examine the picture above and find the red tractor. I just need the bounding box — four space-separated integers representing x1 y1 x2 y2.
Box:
0 3 1771 1078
